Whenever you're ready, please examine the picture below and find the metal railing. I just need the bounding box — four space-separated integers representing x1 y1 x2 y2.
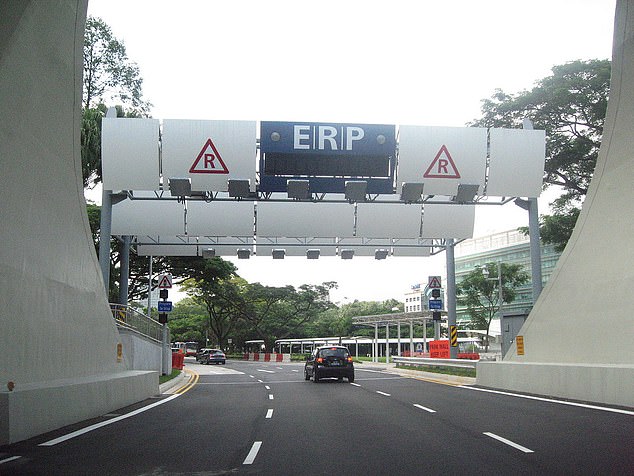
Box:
392 356 478 369
111 303 163 342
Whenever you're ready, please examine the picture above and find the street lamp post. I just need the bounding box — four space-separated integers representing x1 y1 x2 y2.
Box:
483 262 503 356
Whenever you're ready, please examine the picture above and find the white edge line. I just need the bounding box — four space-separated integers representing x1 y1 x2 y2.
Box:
376 391 391 397
0 456 22 465
483 432 534 453
413 403 436 413
39 394 180 446
243 441 262 465
461 386 634 416
266 409 274 419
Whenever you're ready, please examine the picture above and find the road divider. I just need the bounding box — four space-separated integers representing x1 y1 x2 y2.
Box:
244 353 291 362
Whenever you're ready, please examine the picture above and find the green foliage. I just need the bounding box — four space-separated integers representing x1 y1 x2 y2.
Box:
472 59 610 251
83 17 151 114
456 262 529 352
239 282 338 350
82 17 151 188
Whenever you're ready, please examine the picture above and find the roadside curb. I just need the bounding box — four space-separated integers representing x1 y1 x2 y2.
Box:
390 367 476 386
359 362 476 386
159 369 189 394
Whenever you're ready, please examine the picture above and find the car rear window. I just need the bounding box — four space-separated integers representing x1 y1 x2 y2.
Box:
319 348 349 358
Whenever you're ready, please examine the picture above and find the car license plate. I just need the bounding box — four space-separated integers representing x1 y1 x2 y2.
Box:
331 361 340 366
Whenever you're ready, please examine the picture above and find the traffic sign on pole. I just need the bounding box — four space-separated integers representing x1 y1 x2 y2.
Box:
158 274 173 289
428 276 442 288
158 301 173 313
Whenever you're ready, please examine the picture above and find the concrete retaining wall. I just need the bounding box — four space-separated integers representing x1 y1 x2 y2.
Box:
118 328 163 372
478 362 634 408
0 1 157 444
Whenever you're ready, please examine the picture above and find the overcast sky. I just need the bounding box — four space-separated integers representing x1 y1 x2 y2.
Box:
87 0 617 303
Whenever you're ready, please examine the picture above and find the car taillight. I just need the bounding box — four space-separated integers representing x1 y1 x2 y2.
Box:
316 357 324 363
347 356 353 363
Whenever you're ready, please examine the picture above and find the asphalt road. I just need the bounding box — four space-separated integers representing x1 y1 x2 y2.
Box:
1 359 633 475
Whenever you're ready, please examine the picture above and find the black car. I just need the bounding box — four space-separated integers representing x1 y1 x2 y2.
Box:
204 349 226 365
305 346 354 383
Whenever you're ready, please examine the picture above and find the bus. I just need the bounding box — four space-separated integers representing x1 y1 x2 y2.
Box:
170 341 199 356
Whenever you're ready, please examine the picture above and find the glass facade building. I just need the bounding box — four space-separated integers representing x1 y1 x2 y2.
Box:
454 229 561 324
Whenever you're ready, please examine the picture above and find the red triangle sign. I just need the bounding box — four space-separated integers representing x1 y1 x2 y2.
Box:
423 144 461 179
189 138 229 174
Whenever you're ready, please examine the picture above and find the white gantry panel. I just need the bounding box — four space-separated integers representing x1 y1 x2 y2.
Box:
391 238 432 257
256 200 355 237
112 199 184 235
422 203 475 239
161 119 257 193
356 202 422 238
397 125 487 196
136 244 197 256
487 128 546 197
337 238 392 257
101 118 160 191
187 201 254 236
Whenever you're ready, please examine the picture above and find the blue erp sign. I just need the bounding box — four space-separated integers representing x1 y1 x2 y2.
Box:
158 301 173 313
259 121 396 194
428 299 443 310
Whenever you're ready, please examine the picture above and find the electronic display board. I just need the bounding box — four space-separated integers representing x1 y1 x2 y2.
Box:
259 121 396 193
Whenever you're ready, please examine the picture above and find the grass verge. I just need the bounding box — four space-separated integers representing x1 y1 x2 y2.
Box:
159 368 181 385
397 364 476 378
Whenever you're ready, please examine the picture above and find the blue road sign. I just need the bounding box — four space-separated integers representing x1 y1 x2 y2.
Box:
158 301 173 313
429 299 443 310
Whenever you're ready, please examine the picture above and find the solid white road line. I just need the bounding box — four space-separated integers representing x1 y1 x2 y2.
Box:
376 391 391 397
243 441 262 465
483 432 534 453
269 394 274 400
462 386 634 416
413 404 436 413
39 394 181 446
266 409 274 419
0 456 22 465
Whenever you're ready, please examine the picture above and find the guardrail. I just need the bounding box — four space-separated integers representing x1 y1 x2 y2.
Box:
110 304 163 343
392 356 478 369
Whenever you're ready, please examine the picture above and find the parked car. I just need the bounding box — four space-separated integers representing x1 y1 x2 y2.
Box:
305 345 354 383
195 348 213 363
204 349 226 365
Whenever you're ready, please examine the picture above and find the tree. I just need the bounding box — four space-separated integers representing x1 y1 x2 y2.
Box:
181 275 248 349
82 17 151 188
239 282 338 351
456 262 529 352
83 17 150 113
471 59 610 250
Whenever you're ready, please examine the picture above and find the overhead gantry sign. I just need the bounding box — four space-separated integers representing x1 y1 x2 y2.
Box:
101 117 545 259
